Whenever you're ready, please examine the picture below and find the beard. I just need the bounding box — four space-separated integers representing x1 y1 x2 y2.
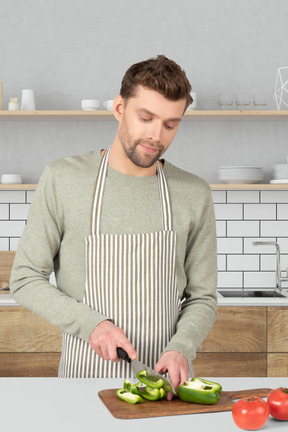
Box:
118 129 164 168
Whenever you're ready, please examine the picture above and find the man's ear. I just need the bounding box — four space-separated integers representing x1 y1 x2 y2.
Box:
113 95 125 121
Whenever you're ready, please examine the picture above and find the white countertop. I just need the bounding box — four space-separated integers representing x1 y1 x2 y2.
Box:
0 377 287 432
2 292 288 307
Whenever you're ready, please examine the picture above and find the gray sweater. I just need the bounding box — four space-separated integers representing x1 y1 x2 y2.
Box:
10 150 218 364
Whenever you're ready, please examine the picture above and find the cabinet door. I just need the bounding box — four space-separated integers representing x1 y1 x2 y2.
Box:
194 353 267 377
0 307 62 352
267 307 288 353
200 307 266 352
0 353 61 377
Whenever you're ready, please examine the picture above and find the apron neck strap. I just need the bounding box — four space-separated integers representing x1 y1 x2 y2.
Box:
91 149 172 234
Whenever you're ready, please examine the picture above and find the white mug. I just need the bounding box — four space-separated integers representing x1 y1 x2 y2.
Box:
103 99 114 111
1 174 22 184
21 89 35 110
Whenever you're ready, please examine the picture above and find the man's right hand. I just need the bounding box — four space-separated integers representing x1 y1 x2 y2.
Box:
89 320 137 362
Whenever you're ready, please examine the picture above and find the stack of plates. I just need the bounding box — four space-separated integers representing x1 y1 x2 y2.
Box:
218 166 264 184
270 164 288 184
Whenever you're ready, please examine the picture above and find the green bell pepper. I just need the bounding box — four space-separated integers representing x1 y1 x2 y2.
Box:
139 386 167 401
178 377 222 405
123 378 142 394
116 388 143 404
136 369 164 389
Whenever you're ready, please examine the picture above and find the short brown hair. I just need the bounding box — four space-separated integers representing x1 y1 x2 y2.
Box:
120 55 192 110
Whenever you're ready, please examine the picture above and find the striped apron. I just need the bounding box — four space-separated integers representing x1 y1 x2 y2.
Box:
58 149 181 377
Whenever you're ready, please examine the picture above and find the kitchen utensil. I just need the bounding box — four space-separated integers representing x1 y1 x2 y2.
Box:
252 92 268 110
236 93 251 110
8 98 20 110
81 99 99 111
117 347 175 394
98 387 272 419
21 89 35 110
0 174 22 184
217 93 233 110
103 99 113 111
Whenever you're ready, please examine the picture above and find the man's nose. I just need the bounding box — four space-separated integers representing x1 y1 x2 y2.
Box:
148 122 162 143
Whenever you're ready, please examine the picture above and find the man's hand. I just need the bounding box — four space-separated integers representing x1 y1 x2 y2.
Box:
154 351 189 400
89 320 137 362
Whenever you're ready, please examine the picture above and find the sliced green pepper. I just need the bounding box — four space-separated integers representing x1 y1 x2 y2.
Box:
136 369 164 389
178 377 222 405
116 388 143 404
190 377 222 394
123 378 142 393
138 386 167 401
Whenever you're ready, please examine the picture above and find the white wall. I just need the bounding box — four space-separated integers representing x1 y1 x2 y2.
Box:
0 0 288 183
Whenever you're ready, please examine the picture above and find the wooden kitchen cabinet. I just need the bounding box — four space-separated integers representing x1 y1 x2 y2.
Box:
0 306 61 377
194 306 272 377
1 305 288 377
267 307 288 376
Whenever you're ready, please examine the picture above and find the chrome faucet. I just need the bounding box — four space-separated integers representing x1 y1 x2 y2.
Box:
252 241 288 291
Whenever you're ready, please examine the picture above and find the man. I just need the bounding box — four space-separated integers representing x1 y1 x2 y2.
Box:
10 55 217 399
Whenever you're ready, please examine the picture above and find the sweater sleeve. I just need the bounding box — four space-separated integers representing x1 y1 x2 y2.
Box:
164 184 218 364
9 164 108 342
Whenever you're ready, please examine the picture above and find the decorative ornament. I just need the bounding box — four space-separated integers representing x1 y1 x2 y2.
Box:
275 66 288 110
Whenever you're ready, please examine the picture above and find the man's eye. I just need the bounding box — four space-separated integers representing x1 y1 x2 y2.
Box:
141 117 151 122
165 124 174 130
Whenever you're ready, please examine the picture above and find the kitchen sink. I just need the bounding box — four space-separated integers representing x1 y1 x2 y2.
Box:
218 289 288 298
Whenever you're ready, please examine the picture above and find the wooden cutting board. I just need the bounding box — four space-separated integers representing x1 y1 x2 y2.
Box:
98 387 272 419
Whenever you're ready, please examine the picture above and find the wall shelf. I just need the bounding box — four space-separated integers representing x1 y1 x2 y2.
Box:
0 110 288 120
1 184 288 190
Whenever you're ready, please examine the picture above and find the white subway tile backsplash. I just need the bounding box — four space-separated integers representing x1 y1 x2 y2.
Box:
9 237 20 251
0 238 9 250
211 190 226 203
214 204 243 220
278 238 288 253
261 221 288 237
10 204 30 220
260 254 277 271
227 191 259 203
0 187 287 295
244 204 276 220
261 190 288 203
217 255 226 271
0 204 9 220
244 271 276 288
227 221 259 237
27 190 35 203
0 191 25 203
261 254 288 272
218 271 243 288
227 255 259 271
277 204 288 220
217 238 243 254
0 221 26 237
244 237 276 253
216 221 226 237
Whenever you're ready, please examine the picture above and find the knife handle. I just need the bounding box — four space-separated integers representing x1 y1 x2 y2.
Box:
117 347 131 363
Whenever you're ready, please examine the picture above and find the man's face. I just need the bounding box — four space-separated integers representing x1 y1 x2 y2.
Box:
116 85 186 168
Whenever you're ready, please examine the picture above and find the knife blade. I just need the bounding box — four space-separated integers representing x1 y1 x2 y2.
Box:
117 347 176 394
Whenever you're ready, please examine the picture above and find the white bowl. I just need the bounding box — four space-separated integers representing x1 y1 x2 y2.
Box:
81 99 100 111
1 174 22 184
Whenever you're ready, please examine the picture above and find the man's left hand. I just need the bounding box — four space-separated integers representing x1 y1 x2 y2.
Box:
154 351 189 401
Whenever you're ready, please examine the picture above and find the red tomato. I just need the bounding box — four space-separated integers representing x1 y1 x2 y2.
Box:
232 396 270 430
267 387 288 421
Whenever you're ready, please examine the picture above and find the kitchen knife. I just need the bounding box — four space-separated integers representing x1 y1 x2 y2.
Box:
117 347 176 394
